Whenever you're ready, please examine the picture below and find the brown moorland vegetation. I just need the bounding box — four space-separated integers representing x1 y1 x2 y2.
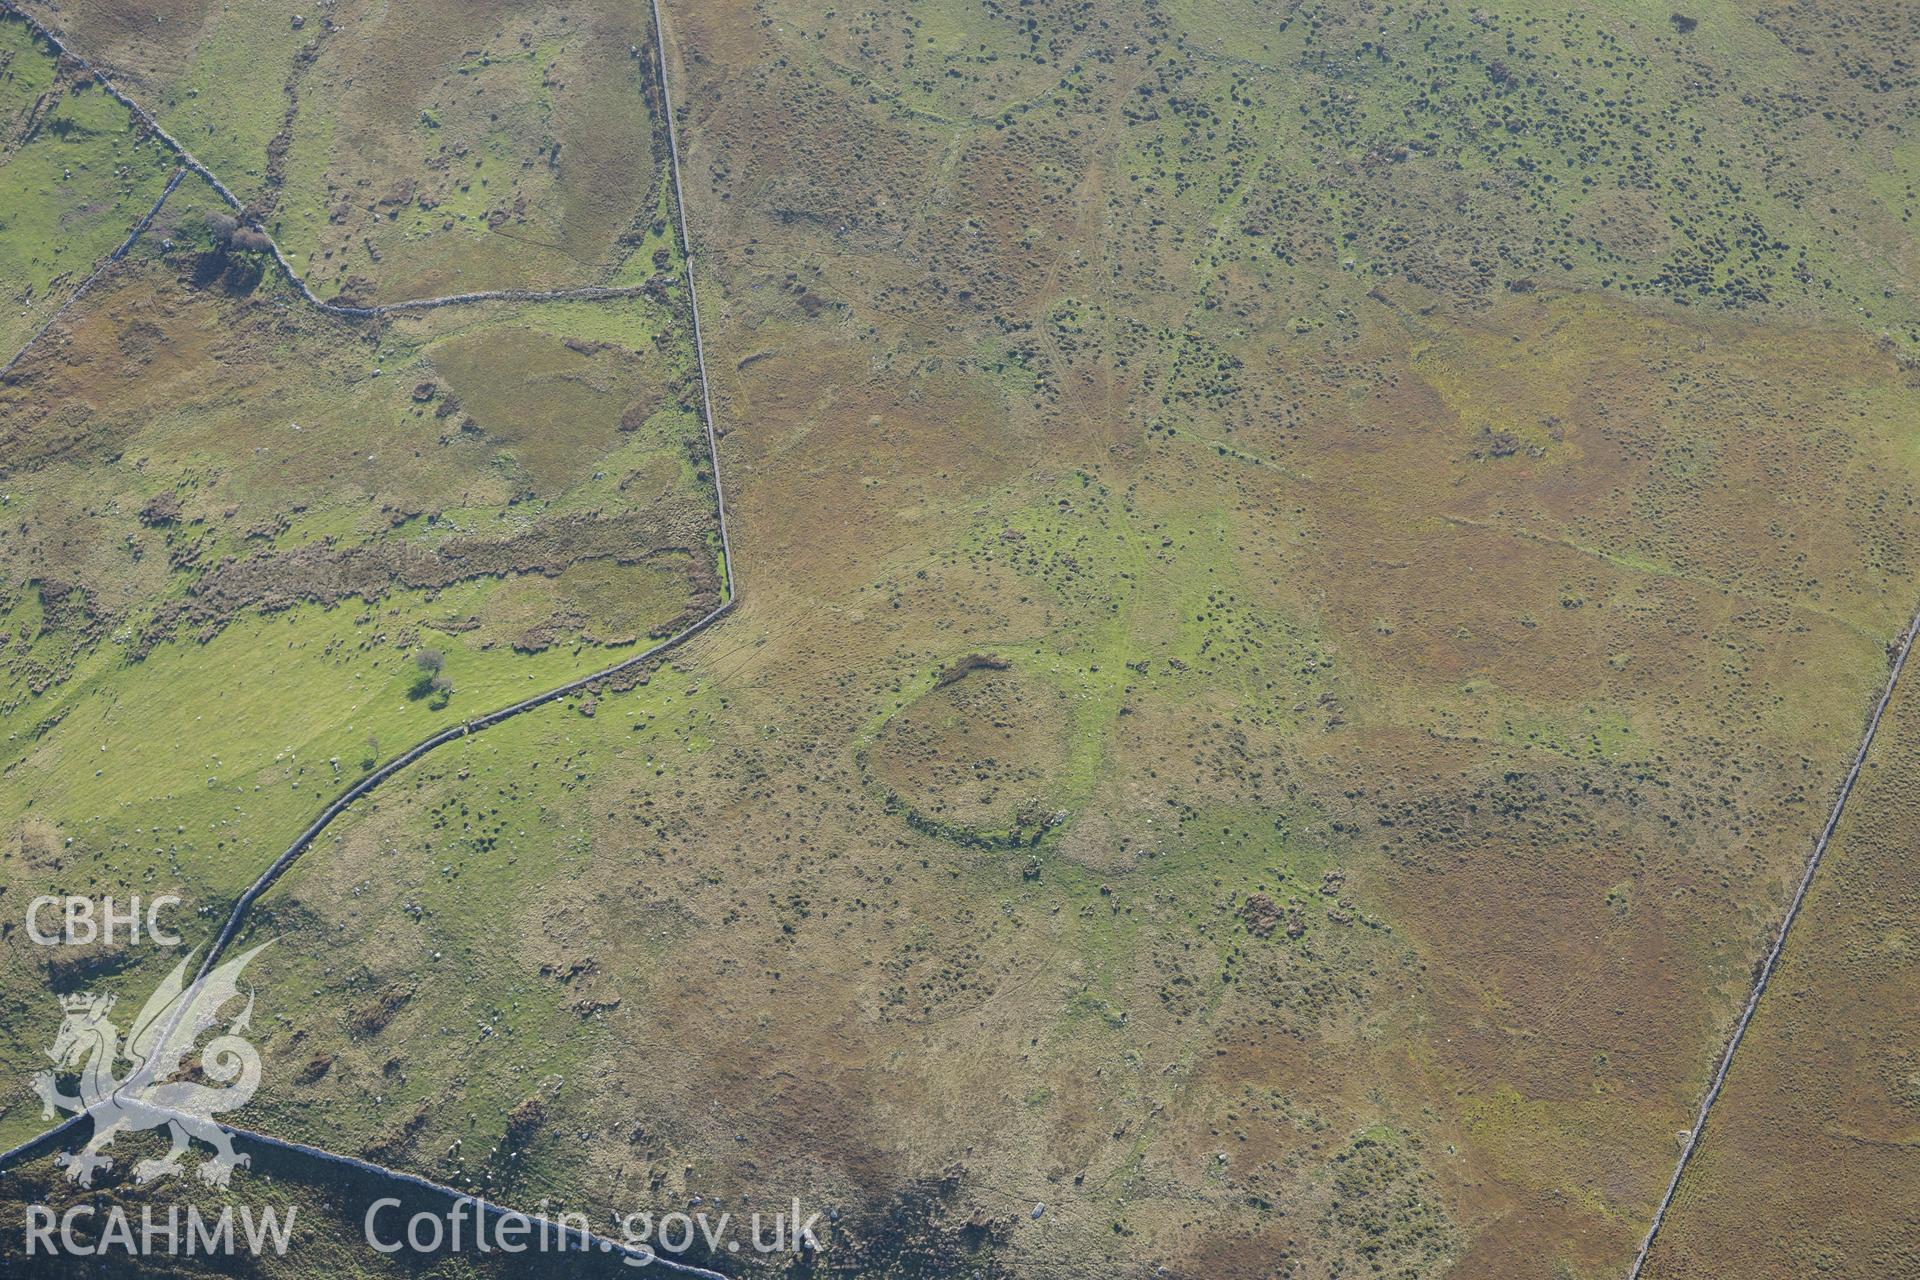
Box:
1642 672 1920 1278
13 0 675 301
4 1 1919 1277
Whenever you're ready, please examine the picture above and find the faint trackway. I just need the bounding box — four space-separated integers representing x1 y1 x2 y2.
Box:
1628 601 1920 1278
1437 514 1881 644
5 6 1912 1277
0 4 740 1271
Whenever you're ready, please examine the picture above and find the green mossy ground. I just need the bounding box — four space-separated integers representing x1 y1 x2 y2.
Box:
5 1 1920 1277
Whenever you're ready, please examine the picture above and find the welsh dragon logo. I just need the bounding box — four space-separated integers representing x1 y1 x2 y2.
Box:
31 945 268 1189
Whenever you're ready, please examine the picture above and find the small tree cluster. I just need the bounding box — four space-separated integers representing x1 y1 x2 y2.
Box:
409 649 454 707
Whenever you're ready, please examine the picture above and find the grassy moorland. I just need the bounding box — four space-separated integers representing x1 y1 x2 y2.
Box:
0 6 720 1156
0 16 177 357
3 1 1918 1278
114 2 1920 1277
1643 669 1920 1280
0 240 720 1141
13 0 674 303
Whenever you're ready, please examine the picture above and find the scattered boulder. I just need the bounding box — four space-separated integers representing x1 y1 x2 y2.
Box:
1238 893 1283 938
138 492 182 527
